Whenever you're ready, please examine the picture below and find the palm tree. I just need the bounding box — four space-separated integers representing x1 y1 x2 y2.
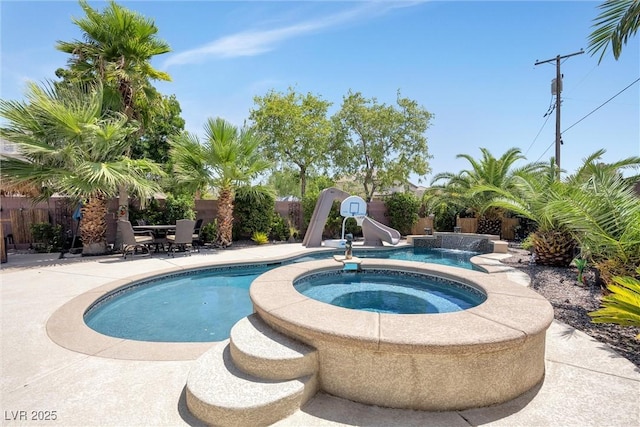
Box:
588 0 640 63
430 147 546 234
589 268 640 337
479 151 640 270
170 118 271 247
56 0 171 121
56 0 172 221
475 158 578 267
549 150 640 282
0 82 164 255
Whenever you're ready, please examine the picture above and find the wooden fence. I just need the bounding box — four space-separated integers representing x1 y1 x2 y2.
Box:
455 217 519 240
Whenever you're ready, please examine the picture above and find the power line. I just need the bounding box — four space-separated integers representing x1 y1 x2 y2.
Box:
524 109 552 157
532 76 640 164
561 77 640 135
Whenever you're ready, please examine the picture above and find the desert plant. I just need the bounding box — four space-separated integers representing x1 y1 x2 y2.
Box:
589 268 640 339
0 82 163 255
251 231 269 245
288 220 300 241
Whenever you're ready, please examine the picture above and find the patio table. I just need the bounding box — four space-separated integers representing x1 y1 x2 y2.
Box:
133 225 176 252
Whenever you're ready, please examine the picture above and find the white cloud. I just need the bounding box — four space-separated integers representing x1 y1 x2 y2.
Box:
162 1 426 69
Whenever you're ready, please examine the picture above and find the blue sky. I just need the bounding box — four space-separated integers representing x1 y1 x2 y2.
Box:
1 1 638 183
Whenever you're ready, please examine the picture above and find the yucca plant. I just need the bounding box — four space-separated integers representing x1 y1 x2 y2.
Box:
589 268 640 339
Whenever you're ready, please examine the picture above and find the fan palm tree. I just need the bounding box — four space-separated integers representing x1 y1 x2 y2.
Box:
588 0 640 63
56 0 172 221
56 0 171 121
170 118 271 247
0 82 164 255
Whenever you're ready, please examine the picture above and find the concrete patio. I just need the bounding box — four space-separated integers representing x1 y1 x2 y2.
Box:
1 244 639 426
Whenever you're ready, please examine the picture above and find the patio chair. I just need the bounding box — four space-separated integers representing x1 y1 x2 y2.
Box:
192 218 203 246
119 220 154 259
166 219 197 257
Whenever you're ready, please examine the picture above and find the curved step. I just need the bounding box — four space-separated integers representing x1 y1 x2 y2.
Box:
186 340 317 427
230 314 318 380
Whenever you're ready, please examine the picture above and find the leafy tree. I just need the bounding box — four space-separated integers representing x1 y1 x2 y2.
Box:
266 167 303 199
332 90 432 201
169 118 271 247
134 93 185 163
0 82 163 255
588 0 640 63
266 167 335 199
385 192 420 235
250 88 334 198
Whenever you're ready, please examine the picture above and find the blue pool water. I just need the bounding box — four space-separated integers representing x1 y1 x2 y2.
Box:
84 247 479 342
295 270 485 314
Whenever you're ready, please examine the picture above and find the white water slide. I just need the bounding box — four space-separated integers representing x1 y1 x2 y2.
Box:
302 187 401 247
361 216 401 246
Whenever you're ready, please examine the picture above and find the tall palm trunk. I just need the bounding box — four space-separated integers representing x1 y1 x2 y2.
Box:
80 195 108 255
216 186 234 247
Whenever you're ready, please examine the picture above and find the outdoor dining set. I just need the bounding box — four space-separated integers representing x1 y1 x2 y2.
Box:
119 218 203 259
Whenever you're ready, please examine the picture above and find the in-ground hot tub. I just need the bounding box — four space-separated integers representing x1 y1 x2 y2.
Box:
250 259 554 411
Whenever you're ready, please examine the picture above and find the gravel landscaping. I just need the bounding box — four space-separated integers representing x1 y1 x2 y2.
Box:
501 248 640 368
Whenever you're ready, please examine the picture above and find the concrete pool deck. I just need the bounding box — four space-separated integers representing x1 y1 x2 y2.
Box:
1 244 639 426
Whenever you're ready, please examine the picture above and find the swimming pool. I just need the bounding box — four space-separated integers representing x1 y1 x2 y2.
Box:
84 247 479 342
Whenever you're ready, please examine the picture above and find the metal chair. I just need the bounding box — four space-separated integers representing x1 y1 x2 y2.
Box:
166 219 197 257
119 220 154 259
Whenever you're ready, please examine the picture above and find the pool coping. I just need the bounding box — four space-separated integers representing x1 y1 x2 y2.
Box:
251 258 554 354
45 249 521 361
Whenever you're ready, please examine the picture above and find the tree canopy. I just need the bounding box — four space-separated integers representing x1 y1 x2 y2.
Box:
250 87 334 198
332 91 432 201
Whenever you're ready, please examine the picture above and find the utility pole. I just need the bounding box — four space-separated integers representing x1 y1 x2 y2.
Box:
535 49 584 178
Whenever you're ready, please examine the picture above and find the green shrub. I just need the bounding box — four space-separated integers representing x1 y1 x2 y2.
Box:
30 223 63 253
270 215 289 241
201 220 217 244
164 194 195 223
233 186 275 240
385 192 420 235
